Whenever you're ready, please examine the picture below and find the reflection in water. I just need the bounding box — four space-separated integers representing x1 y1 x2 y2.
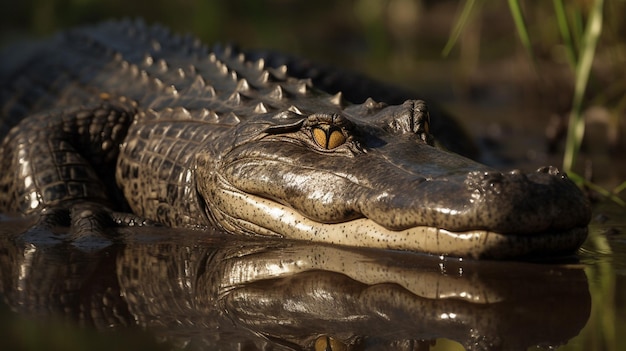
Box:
0 223 590 350
574 201 626 351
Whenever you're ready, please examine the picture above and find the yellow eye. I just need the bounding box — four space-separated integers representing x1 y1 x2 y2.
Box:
313 127 328 148
312 126 346 149
314 335 348 351
328 129 346 149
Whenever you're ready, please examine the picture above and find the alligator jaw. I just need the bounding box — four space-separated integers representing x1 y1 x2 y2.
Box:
210 185 588 260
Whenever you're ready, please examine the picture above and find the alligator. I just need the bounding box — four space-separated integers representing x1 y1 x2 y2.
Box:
0 20 591 259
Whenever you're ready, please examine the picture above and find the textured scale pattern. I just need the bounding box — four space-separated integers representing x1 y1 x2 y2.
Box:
0 19 359 227
0 20 591 259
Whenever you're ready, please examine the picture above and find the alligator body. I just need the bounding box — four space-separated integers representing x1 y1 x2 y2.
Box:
0 20 590 259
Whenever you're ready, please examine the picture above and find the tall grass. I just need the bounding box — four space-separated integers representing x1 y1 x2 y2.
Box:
512 0 626 204
444 0 625 202
560 0 603 174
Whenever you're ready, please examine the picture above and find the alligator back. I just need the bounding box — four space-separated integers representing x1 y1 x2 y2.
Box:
0 19 374 226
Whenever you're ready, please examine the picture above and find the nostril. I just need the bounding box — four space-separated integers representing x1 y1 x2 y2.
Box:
476 171 505 183
465 169 536 195
465 171 506 193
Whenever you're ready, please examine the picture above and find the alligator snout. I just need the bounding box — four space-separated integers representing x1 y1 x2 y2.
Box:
457 166 590 234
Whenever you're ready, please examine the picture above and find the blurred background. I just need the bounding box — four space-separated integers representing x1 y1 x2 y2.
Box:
1 2 626 350
1 0 625 191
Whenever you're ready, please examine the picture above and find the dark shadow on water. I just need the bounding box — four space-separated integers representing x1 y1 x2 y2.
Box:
0 222 590 350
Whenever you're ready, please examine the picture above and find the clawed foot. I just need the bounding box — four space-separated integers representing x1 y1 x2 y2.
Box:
20 202 157 250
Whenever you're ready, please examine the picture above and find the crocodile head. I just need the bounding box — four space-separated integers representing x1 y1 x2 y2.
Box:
196 98 591 259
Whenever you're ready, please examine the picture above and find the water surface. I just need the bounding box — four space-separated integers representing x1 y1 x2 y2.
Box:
1 201 623 350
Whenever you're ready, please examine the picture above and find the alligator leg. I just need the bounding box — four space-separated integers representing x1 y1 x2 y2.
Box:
0 99 144 243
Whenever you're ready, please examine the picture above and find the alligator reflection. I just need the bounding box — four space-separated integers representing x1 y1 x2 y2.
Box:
0 225 590 350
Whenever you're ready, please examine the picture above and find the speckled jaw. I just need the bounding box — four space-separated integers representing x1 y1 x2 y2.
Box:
211 184 588 260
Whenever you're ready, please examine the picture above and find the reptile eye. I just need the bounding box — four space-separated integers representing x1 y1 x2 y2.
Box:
314 335 347 351
312 125 346 149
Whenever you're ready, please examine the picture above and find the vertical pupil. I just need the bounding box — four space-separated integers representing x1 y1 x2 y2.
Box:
313 126 345 149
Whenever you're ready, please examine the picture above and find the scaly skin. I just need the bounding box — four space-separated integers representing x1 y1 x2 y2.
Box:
0 19 591 258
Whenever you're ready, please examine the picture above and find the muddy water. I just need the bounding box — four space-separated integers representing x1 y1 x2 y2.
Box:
0 200 624 351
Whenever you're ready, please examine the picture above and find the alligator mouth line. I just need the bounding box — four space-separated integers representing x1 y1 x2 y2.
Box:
212 187 588 260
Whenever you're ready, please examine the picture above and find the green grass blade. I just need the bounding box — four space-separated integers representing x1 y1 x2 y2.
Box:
569 6 584 51
568 173 626 206
614 181 626 196
552 0 577 69
563 0 604 173
507 0 533 57
442 0 477 57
